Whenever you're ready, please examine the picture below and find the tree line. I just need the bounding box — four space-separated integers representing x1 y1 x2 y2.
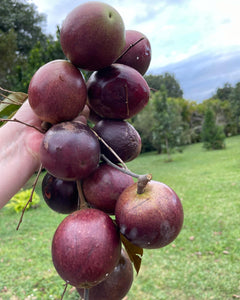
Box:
1 0 238 156
132 80 231 156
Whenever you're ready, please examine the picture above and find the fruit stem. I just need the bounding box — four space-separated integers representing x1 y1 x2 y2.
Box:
76 180 88 210
101 154 152 194
137 174 152 194
83 288 89 300
115 36 145 62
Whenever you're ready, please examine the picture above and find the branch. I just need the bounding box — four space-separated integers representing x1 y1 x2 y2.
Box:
0 118 45 133
90 128 128 170
60 282 68 300
101 154 152 194
84 288 90 300
16 164 43 230
115 37 145 62
101 154 139 178
0 86 17 94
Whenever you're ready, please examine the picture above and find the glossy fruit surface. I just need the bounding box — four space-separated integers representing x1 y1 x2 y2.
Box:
40 121 100 181
82 163 134 214
93 119 141 163
42 173 78 214
52 208 121 288
60 2 125 70
115 180 184 249
77 250 133 300
116 29 151 75
28 60 87 124
87 63 150 119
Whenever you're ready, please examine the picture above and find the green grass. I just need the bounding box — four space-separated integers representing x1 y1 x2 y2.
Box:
1 136 240 299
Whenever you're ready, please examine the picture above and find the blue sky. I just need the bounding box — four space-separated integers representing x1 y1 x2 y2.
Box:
28 0 240 101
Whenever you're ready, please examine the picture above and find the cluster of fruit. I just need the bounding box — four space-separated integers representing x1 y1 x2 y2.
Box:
27 2 184 299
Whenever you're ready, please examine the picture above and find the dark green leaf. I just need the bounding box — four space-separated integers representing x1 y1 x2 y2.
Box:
0 105 19 124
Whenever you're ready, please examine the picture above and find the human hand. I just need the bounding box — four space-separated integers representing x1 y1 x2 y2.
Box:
0 100 44 208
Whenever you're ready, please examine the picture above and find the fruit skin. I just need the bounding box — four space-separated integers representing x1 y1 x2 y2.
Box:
77 250 133 300
82 163 134 214
39 121 100 181
60 2 125 70
87 63 150 120
51 208 121 288
93 119 142 163
28 60 87 124
42 173 78 214
116 29 151 75
87 105 103 124
115 180 184 249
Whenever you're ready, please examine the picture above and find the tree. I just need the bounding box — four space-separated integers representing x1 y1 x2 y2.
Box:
0 0 62 91
201 108 225 150
200 97 235 136
131 99 155 152
0 0 47 55
144 73 183 98
214 83 233 101
0 29 18 89
229 82 240 134
10 29 66 92
151 91 188 160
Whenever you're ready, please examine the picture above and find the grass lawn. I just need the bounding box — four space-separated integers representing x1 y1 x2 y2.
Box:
0 136 240 299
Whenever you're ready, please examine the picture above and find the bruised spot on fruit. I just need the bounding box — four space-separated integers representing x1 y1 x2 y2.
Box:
43 140 49 150
160 220 176 240
56 146 62 152
128 227 138 240
120 224 127 235
44 189 51 199
59 75 64 81
62 122 79 131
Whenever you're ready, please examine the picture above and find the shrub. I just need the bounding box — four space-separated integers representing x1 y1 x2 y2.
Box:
6 188 40 213
201 108 226 150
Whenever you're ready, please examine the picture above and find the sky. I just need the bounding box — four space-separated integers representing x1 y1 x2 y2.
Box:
28 0 240 102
